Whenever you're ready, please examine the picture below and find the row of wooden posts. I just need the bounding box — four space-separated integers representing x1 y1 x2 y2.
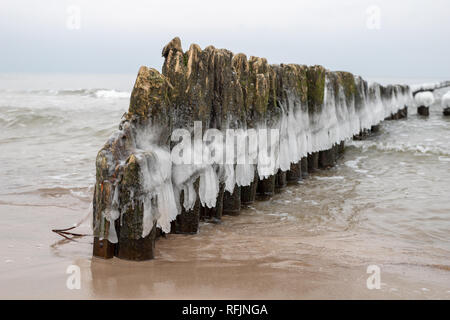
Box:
93 106 408 260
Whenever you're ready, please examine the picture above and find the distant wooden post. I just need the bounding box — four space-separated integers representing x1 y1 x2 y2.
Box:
417 106 429 116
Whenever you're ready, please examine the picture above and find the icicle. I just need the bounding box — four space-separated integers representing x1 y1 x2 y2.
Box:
235 163 254 187
199 165 219 208
183 181 197 211
223 164 235 193
98 73 414 242
142 196 154 238
278 109 291 171
156 182 178 233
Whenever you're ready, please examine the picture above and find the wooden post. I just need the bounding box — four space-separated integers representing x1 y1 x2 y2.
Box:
319 148 335 169
307 152 319 173
91 38 414 261
301 157 308 178
223 186 241 215
172 181 201 233
201 182 225 223
417 106 429 116
93 237 115 259
257 175 276 198
116 222 156 261
241 171 258 205
275 170 287 191
286 162 301 184
338 141 345 156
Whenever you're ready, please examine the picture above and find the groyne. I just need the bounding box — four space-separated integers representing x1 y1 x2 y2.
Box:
92 37 412 260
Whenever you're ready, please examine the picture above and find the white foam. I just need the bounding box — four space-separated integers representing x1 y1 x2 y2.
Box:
94 89 131 99
345 156 368 170
314 176 345 180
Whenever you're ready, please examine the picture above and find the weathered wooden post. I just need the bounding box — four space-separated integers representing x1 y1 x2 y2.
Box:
398 106 408 119
232 54 258 206
240 56 278 199
241 173 258 205
200 182 224 223
444 108 450 116
337 141 345 157
306 65 326 173
319 148 335 169
93 65 173 260
257 175 276 198
301 157 309 178
161 38 208 234
91 37 415 261
275 170 287 191
172 182 201 233
371 125 380 133
307 152 319 173
223 187 242 215
275 64 308 184
211 48 247 216
417 105 429 116
286 162 302 184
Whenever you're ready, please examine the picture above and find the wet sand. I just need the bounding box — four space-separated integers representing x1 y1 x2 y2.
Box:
1 165 449 300
1 77 449 299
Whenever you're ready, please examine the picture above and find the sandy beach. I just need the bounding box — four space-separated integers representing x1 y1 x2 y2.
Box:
1 200 449 299
1 126 449 299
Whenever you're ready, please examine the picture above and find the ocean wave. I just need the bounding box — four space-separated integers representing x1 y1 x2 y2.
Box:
347 140 450 157
0 111 65 128
93 89 130 99
0 88 131 99
345 156 368 170
314 176 345 181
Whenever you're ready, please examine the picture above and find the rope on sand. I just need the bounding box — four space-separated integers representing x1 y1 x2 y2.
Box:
52 202 93 240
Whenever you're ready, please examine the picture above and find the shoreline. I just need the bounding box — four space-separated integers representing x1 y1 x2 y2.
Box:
1 196 449 299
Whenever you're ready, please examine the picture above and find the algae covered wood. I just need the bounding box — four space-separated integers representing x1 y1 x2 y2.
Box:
91 37 413 261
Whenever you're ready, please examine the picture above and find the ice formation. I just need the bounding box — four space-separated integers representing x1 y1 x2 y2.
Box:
93 39 414 243
442 91 450 108
410 81 450 93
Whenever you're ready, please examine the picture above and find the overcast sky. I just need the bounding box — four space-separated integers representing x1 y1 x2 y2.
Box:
1 0 449 79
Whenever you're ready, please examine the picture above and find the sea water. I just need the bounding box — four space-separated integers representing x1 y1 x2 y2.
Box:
0 73 449 299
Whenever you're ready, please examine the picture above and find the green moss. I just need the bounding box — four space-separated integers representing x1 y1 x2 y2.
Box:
119 154 144 240
306 66 326 112
336 72 356 101
128 68 171 120
296 66 308 104
271 84 277 109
